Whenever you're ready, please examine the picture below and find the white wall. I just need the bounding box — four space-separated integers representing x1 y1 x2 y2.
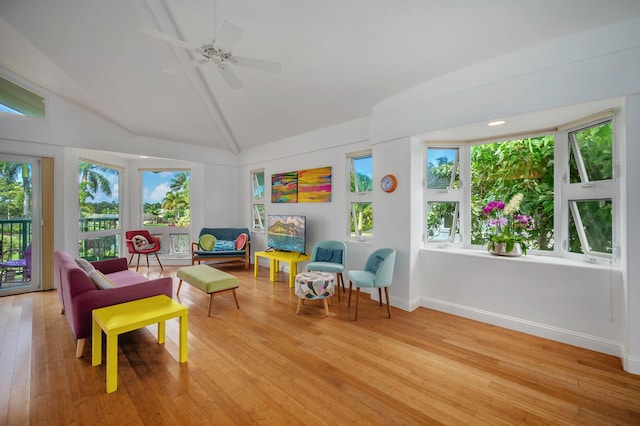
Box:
363 17 640 374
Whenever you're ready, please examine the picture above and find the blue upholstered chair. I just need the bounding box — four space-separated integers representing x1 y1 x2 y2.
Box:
347 248 396 320
305 240 347 300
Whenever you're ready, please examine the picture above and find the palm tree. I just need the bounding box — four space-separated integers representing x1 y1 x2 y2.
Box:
0 162 31 217
78 162 118 215
169 172 189 193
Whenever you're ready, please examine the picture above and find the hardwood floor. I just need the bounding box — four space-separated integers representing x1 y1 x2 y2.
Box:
1 264 639 425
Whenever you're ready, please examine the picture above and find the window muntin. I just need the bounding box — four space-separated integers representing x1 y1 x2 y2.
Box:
78 161 121 260
0 76 45 118
251 170 265 231
348 152 372 240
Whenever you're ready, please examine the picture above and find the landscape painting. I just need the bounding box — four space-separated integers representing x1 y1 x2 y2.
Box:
298 166 332 203
271 171 298 203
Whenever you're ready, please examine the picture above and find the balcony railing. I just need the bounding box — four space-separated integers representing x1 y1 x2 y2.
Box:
0 218 32 257
77 217 190 260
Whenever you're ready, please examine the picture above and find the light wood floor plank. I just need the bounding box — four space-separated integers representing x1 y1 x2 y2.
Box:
1 264 639 425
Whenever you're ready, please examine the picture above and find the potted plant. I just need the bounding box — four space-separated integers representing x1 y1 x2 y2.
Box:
483 193 531 256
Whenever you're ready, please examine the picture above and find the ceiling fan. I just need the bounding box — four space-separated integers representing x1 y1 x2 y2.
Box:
140 20 282 89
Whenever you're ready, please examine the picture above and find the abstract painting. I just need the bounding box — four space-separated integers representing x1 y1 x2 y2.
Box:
298 166 332 203
271 171 298 203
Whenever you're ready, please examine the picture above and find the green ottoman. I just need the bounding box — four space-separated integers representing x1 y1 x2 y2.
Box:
176 265 239 316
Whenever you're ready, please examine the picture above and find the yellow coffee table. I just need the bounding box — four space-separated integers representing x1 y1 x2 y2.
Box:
254 250 311 287
92 295 188 393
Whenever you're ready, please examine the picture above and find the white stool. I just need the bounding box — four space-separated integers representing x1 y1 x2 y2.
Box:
294 271 335 316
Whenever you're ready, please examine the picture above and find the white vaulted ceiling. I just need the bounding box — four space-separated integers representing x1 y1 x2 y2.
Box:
1 0 640 154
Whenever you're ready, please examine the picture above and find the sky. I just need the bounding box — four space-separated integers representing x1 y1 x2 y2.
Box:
82 170 186 204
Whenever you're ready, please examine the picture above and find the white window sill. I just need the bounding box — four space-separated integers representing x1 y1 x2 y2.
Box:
422 245 617 271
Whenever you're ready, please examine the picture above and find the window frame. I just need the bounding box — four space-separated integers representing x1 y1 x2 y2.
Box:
347 150 373 242
424 110 618 263
251 169 265 232
560 114 616 262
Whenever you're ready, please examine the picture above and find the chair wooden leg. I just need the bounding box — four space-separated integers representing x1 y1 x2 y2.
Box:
76 338 86 358
145 254 150 269
348 281 353 307
208 294 214 317
135 254 141 271
354 288 360 321
336 274 341 302
323 299 330 316
385 287 391 318
154 252 164 271
378 288 383 306
232 289 240 309
177 279 183 295
128 253 134 266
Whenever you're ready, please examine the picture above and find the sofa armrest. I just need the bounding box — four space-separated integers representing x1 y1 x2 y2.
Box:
70 276 173 340
92 257 128 274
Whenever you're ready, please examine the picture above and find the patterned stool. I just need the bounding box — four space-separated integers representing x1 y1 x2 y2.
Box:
295 271 335 316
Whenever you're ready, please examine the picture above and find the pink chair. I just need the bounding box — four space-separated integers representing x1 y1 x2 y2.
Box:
125 230 163 271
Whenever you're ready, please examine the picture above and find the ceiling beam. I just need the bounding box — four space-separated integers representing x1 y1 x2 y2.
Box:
143 0 240 154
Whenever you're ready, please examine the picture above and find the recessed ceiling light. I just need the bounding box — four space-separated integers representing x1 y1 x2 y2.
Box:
139 155 149 158
488 120 506 126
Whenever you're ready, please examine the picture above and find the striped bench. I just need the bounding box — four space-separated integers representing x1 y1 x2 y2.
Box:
176 265 239 316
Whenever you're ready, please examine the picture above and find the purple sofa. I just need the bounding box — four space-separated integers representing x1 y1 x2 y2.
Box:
54 251 173 357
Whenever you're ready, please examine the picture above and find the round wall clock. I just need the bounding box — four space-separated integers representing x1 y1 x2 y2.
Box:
380 174 397 193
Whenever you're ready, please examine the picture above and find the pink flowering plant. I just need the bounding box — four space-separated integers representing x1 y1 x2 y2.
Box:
483 193 531 254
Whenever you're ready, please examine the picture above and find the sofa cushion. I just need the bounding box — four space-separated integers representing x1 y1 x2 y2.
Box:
89 270 115 289
75 257 95 273
316 248 343 263
199 234 217 251
131 234 154 250
214 240 236 251
105 270 152 287
235 233 248 250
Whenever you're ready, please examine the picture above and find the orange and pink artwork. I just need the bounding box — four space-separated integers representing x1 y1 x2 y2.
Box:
297 167 332 203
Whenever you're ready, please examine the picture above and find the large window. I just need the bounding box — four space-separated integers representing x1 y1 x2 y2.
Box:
424 112 616 261
78 160 120 260
347 151 373 240
141 170 190 257
251 170 265 231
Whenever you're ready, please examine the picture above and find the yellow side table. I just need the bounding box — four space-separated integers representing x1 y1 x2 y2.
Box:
92 295 188 393
254 250 311 287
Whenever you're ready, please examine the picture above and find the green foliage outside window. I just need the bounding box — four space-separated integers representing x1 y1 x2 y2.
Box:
470 136 555 250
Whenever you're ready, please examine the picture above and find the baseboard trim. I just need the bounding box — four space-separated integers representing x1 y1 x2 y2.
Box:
422 297 623 359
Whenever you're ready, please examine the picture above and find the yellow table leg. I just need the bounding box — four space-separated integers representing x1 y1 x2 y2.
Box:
269 259 277 282
92 319 102 366
254 253 259 277
179 313 188 363
289 261 298 288
158 320 166 344
106 334 118 393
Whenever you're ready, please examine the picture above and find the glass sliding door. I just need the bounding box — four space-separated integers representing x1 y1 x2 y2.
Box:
0 155 40 295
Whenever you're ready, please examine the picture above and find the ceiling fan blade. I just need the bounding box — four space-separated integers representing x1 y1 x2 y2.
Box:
215 20 243 51
163 58 209 74
140 27 198 51
218 63 243 89
233 56 282 74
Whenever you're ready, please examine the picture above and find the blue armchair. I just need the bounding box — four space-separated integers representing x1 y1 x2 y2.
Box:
347 248 396 320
